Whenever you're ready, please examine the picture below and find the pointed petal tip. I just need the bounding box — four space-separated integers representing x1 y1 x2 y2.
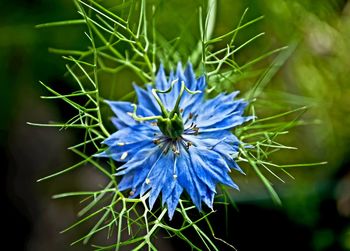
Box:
167 208 175 220
157 63 165 74
232 183 240 191
93 151 108 158
237 168 246 175
131 82 138 88
104 99 112 106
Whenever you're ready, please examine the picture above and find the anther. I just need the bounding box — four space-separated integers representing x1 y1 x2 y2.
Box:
117 142 125 146
173 174 178 180
153 139 161 145
170 144 180 155
145 178 151 184
129 190 135 196
120 152 128 160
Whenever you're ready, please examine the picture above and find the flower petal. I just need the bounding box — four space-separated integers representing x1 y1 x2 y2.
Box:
147 151 175 209
105 100 136 126
166 183 183 219
133 83 160 115
176 147 201 209
189 146 239 190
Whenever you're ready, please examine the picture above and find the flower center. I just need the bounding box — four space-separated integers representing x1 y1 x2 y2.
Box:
157 112 184 139
129 78 201 140
151 79 200 139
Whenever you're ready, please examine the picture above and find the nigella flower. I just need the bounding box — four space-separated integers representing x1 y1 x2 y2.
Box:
97 62 252 219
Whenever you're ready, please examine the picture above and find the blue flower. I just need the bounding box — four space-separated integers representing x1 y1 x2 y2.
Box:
97 62 252 219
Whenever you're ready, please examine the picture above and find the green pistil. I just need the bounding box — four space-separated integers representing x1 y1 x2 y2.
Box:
157 113 184 139
130 79 201 139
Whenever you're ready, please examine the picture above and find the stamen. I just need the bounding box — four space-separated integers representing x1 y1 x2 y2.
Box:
173 174 177 180
117 142 125 146
120 152 128 160
153 139 161 145
129 190 135 196
171 144 180 155
145 178 151 184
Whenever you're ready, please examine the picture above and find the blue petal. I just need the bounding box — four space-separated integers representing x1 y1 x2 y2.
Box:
155 64 168 90
189 147 239 190
100 124 158 162
182 130 237 148
173 62 185 97
176 147 201 209
201 186 215 209
133 83 160 115
116 147 161 191
106 101 136 126
199 115 253 132
183 131 243 173
103 125 155 146
100 140 153 162
155 66 178 111
166 183 183 219
118 173 135 191
115 146 159 174
138 150 172 197
184 61 196 90
182 76 206 119
161 157 178 205
111 117 128 130
188 165 212 210
221 154 244 174
194 94 247 128
135 151 174 209
147 151 175 209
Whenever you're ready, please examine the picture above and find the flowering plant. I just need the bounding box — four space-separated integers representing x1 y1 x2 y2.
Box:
97 62 252 220
33 0 325 249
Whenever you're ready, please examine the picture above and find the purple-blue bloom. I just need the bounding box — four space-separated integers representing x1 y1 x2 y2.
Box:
97 62 252 219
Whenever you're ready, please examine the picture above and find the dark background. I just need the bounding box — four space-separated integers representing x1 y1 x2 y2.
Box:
2 0 350 250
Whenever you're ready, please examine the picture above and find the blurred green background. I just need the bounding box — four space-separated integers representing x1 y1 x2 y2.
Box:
2 0 350 250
